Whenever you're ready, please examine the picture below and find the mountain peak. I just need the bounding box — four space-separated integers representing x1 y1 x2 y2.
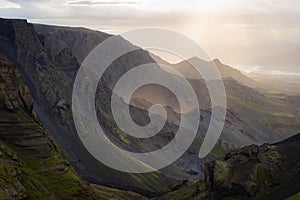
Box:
171 57 258 87
212 58 222 64
186 56 208 63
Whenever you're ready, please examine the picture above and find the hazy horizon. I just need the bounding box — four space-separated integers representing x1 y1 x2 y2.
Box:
1 0 300 75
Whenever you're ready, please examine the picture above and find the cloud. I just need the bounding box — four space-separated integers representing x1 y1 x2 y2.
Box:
66 0 139 6
0 0 20 8
1 0 300 71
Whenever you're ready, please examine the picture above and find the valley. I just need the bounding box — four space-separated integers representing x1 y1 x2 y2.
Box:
0 17 299 199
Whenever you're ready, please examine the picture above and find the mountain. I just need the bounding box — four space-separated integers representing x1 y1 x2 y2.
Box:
150 53 258 87
158 133 300 200
0 18 190 196
0 58 146 199
133 56 300 144
0 17 299 197
1 56 297 200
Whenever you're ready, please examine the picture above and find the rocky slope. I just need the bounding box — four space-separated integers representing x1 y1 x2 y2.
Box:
5 53 297 200
0 58 147 199
158 133 300 200
0 17 299 196
131 57 300 145
0 18 181 195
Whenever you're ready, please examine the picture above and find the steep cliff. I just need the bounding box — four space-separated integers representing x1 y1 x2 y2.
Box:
0 58 147 199
0 18 180 195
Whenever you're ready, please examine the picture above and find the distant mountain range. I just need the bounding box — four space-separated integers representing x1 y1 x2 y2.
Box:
248 72 300 95
151 54 258 87
0 17 299 199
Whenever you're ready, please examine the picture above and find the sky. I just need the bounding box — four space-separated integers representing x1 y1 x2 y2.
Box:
0 0 300 74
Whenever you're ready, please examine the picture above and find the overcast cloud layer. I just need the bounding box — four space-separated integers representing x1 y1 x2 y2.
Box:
0 0 300 73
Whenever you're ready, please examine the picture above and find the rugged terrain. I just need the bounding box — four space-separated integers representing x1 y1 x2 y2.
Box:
0 17 299 197
0 18 182 195
158 133 300 200
0 58 146 199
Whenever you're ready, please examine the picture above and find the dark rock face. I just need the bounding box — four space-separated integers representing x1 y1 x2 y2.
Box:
0 58 32 112
0 59 69 198
0 18 179 195
0 58 52 158
205 136 300 199
0 59 147 200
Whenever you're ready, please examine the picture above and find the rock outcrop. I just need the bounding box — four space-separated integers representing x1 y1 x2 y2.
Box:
205 144 283 199
158 134 300 200
0 58 53 159
206 135 300 199
0 58 32 111
206 136 300 199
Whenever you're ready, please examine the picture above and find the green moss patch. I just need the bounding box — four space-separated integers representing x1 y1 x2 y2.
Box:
214 161 230 182
256 165 268 184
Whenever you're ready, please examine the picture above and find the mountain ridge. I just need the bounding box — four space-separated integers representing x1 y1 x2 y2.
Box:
0 17 299 197
151 53 259 88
